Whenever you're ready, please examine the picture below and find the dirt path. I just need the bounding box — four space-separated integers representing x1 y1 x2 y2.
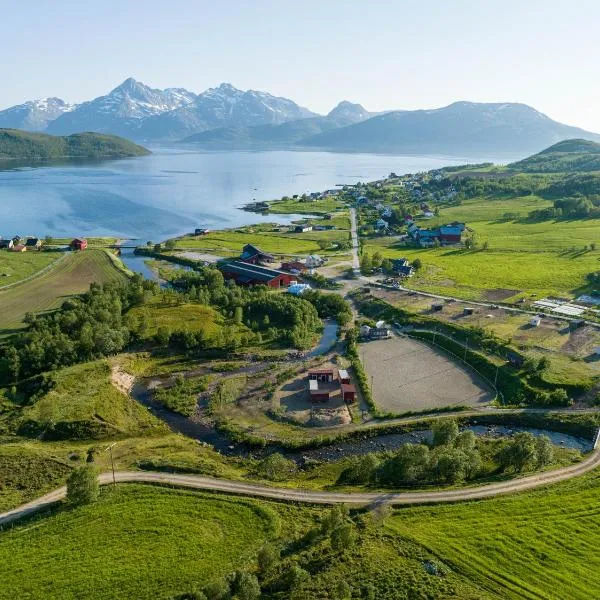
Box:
349 207 360 274
2 434 599 527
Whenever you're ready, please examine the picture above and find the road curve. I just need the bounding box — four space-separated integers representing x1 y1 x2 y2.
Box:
2 436 599 528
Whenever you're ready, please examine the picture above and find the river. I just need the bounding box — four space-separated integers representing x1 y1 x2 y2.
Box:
0 147 502 240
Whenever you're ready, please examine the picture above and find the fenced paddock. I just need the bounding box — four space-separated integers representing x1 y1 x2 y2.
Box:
361 335 493 413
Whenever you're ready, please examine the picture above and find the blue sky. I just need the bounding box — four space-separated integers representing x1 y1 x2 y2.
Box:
4 0 600 131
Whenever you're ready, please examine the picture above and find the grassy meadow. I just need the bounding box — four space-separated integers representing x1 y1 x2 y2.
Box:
0 484 488 600
364 194 600 300
265 196 346 215
19 360 163 439
393 470 600 599
0 249 128 334
0 251 59 286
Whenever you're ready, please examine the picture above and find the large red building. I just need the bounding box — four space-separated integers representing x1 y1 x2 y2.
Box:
218 260 296 288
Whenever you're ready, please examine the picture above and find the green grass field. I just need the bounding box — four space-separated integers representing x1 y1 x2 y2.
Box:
0 249 128 334
20 360 163 439
265 196 346 215
127 297 231 339
0 484 489 600
364 195 600 300
173 226 350 256
392 470 600 599
0 251 58 286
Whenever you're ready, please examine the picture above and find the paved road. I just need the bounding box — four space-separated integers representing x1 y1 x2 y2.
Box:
2 434 599 528
349 207 360 275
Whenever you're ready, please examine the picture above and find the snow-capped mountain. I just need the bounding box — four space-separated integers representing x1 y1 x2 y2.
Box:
0 98 73 131
46 78 197 137
136 83 318 140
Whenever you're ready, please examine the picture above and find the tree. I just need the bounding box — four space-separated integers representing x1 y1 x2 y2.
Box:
258 543 280 572
548 388 571 406
317 239 330 251
381 258 393 273
4 346 20 383
44 234 54 246
497 432 537 472
331 522 355 553
255 453 296 481
454 429 476 452
203 579 230 600
229 571 260 600
233 306 243 324
537 356 550 372
435 449 469 483
155 326 171 346
66 465 99 506
432 419 459 447
535 435 554 468
338 454 379 485
412 258 422 270
371 251 383 269
282 565 310 591
591 242 597 251
377 443 430 484
165 239 177 250
335 580 352 600
360 253 372 272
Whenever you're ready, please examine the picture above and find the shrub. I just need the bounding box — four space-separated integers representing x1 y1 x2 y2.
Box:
431 419 459 446
66 465 99 506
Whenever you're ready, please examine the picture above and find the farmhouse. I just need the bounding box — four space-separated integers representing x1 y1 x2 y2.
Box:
0 239 14 249
25 238 41 250
239 244 274 265
70 238 88 251
294 225 313 233
408 222 466 247
392 258 414 277
194 228 210 236
218 260 296 288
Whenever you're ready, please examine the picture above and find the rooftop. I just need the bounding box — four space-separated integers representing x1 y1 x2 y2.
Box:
218 260 289 282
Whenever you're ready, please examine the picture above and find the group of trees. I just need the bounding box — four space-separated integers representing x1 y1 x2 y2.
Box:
0 276 158 385
301 290 352 325
339 420 556 487
528 195 600 221
179 505 358 600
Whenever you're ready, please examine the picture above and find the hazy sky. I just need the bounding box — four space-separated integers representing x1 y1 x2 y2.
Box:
4 0 600 131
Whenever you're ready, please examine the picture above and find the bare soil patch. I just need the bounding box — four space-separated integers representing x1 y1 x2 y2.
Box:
483 288 521 302
361 336 493 413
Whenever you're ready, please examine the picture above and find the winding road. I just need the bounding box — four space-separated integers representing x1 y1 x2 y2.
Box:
1 430 599 528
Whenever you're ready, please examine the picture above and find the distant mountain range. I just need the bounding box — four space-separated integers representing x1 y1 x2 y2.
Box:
2 78 599 155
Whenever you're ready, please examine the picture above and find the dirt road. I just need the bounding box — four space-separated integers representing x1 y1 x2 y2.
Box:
349 207 360 274
2 434 599 527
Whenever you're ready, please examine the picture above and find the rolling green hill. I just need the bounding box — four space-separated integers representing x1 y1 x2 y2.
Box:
509 138 600 172
0 128 150 160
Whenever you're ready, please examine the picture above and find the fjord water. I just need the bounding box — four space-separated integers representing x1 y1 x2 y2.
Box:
0 147 497 240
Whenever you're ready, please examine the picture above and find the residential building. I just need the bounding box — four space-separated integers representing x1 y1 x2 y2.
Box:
294 225 313 233
0 239 14 249
281 260 307 273
239 244 274 265
25 237 41 250
70 238 88 251
308 369 336 382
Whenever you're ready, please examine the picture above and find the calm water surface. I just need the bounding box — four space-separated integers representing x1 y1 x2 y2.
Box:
0 147 501 240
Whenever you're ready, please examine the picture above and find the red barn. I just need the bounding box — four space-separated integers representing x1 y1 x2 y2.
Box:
309 379 332 402
281 260 307 273
308 368 336 382
341 383 356 403
218 260 295 288
70 238 88 251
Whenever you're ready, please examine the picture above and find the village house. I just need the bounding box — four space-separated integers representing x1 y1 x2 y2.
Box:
287 283 311 296
194 228 210 236
0 239 14 249
70 238 88 251
25 237 41 250
294 224 313 233
408 222 466 247
239 244 274 265
218 261 296 288
392 258 414 277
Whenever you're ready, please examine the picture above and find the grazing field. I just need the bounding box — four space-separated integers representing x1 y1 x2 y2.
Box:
364 195 600 300
361 336 493 413
265 196 346 215
393 470 600 599
0 484 490 600
0 486 276 600
0 249 127 333
0 251 59 286
19 360 163 439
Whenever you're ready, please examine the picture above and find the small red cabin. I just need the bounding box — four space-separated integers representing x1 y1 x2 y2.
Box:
70 238 88 251
341 383 356 403
308 369 336 382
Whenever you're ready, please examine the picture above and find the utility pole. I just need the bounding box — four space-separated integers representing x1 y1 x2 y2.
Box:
371 375 374 398
494 365 499 388
105 442 117 486
433 328 438 345
464 339 468 362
